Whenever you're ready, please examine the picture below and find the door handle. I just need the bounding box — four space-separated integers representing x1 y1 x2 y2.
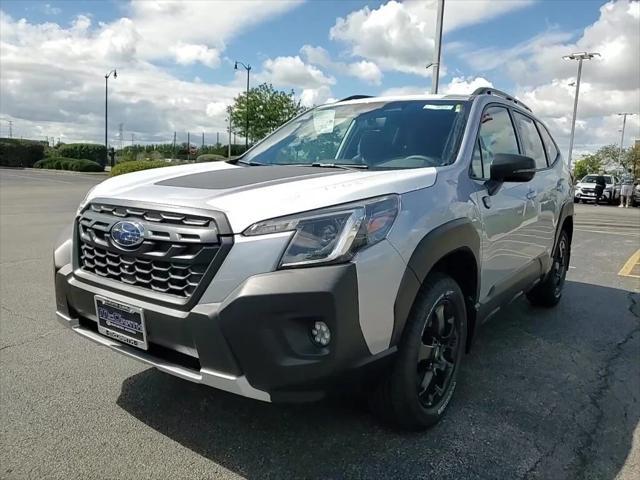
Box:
526 189 537 200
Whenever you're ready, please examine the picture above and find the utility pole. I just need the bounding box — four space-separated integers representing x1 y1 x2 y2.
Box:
430 0 445 94
617 113 636 166
131 133 134 147
202 132 204 149
7 120 13 138
172 131 176 160
118 123 124 151
216 132 220 147
227 107 232 158
562 52 600 167
104 69 117 166
187 132 191 161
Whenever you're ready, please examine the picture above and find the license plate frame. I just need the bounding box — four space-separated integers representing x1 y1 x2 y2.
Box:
94 296 148 350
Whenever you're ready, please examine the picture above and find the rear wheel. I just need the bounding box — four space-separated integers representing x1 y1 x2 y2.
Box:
527 230 570 307
370 273 467 430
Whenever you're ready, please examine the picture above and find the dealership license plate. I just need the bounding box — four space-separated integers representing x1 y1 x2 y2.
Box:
94 296 148 350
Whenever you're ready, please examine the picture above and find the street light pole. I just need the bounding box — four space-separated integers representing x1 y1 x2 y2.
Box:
562 52 599 167
617 113 635 166
104 69 117 167
234 61 251 149
431 0 445 94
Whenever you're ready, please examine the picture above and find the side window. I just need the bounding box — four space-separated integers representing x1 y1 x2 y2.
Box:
513 112 547 169
538 123 559 165
473 106 519 179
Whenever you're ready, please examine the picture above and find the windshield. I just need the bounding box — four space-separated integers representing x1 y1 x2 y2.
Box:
241 100 469 169
582 175 612 184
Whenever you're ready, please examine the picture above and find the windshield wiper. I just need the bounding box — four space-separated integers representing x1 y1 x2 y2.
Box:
236 160 265 166
311 162 369 170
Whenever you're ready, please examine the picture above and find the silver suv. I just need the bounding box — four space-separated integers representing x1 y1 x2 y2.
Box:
54 88 574 430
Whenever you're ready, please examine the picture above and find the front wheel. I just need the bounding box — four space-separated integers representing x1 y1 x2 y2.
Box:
527 230 570 307
370 273 467 430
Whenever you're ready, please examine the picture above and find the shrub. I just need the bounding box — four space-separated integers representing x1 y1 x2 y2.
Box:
57 143 107 164
33 157 104 172
196 153 226 163
0 139 45 167
110 159 172 176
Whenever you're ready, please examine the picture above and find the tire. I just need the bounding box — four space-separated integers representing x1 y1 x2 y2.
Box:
369 273 467 430
527 230 570 307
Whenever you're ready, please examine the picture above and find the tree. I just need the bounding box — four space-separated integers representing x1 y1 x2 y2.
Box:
230 83 306 143
573 154 602 180
623 142 640 177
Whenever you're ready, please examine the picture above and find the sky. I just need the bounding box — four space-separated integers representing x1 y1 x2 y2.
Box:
0 0 638 159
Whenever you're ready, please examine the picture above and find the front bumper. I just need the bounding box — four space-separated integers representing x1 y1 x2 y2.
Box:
55 261 379 402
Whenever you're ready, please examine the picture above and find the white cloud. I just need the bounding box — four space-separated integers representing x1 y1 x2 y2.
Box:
300 86 333 107
496 1 640 154
0 8 293 144
172 43 220 68
127 0 302 65
329 0 533 76
442 76 493 94
300 45 383 85
261 56 335 89
380 76 493 97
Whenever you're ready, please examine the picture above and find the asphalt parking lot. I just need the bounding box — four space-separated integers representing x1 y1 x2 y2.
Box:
1 168 639 480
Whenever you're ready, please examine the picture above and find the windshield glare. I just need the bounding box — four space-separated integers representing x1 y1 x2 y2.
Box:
241 100 469 170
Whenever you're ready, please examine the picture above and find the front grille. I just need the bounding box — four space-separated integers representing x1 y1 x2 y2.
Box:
77 203 223 299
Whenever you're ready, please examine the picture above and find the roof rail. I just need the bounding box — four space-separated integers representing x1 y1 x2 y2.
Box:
471 87 532 112
338 95 373 102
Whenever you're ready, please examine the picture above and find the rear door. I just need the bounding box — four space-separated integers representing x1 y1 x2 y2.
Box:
471 105 539 302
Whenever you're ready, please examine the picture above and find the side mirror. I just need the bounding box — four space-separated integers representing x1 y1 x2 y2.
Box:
486 153 535 195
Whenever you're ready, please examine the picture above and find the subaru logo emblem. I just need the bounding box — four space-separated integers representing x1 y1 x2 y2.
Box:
110 221 145 248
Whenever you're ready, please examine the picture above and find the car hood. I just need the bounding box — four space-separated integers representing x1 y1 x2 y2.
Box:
88 162 438 232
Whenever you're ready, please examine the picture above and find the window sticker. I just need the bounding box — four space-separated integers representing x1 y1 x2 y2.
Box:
313 110 336 134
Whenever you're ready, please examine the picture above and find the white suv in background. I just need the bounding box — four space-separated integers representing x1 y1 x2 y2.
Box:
574 174 621 204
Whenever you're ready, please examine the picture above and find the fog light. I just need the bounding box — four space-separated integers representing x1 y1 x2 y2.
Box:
311 321 331 347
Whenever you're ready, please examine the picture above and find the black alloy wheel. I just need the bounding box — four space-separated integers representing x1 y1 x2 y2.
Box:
416 299 461 409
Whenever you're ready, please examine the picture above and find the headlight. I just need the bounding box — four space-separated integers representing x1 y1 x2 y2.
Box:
77 185 97 214
244 195 399 268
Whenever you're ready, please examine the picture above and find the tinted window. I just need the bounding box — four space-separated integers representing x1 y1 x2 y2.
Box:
538 123 559 165
472 106 519 179
513 112 547 169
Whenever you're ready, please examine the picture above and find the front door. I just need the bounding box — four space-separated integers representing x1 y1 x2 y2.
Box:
470 105 540 303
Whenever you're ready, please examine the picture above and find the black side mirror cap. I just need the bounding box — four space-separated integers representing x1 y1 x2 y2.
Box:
486 153 536 195
490 153 536 183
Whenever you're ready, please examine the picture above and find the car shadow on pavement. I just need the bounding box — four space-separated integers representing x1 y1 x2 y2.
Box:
117 281 640 480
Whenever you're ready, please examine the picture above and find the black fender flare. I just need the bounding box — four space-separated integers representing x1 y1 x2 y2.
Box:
554 201 574 251
391 218 481 347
